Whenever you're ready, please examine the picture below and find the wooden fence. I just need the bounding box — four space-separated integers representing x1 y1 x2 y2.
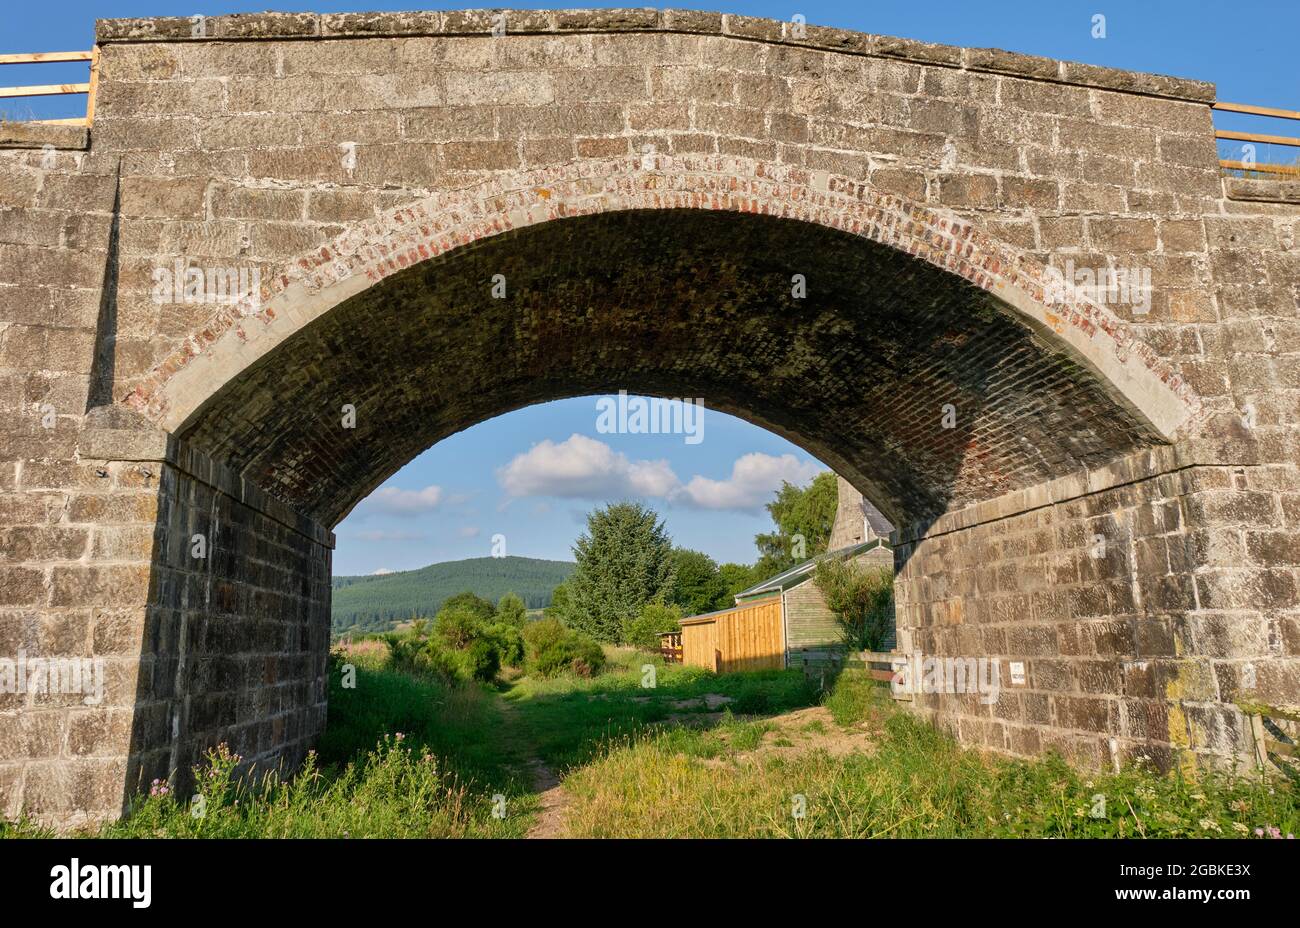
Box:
1242 702 1299 782
680 596 784 673
0 49 98 125
1212 101 1300 177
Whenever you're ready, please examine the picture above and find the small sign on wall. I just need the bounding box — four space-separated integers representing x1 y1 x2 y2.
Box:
1009 661 1026 686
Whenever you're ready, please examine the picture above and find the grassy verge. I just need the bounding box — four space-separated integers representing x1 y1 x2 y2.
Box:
561 671 1300 839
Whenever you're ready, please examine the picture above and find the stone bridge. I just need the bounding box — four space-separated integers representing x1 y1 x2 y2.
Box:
1 9 1297 826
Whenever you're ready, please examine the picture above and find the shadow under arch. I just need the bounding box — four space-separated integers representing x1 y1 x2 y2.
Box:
159 204 1167 534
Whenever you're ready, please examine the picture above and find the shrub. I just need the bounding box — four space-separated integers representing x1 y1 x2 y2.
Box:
532 634 606 678
435 606 485 650
624 602 683 651
391 636 463 681
495 592 528 627
814 559 894 652
522 617 606 678
456 638 501 682
439 591 497 623
387 606 508 683
485 622 524 666
522 617 567 658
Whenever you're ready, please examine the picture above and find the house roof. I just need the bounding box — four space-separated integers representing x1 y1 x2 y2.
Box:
734 538 889 601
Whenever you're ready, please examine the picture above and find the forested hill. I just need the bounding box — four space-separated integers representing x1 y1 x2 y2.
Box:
331 556 574 636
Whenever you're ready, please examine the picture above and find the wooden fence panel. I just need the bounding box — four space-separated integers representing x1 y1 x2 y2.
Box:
681 597 784 672
681 620 717 669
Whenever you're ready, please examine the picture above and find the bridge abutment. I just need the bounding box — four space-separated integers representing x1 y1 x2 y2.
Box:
895 445 1299 773
4 421 330 825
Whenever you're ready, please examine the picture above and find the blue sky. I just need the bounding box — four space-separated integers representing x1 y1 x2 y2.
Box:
7 2 1296 572
340 397 823 573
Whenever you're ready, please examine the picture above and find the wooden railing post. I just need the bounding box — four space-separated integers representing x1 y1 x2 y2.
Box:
0 49 95 126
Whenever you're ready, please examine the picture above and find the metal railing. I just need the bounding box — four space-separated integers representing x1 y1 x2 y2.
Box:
1213 101 1300 177
0 48 98 126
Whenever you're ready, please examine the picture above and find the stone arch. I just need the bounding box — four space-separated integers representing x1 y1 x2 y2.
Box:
112 155 1201 540
125 154 1200 468
102 150 1226 795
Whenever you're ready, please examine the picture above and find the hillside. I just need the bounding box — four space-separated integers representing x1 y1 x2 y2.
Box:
331 556 574 636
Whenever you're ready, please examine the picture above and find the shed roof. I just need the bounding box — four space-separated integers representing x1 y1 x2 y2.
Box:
734 538 889 601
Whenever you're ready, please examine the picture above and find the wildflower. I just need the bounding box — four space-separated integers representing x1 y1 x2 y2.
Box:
394 732 405 742
1199 818 1221 833
1231 822 1249 834
148 779 171 798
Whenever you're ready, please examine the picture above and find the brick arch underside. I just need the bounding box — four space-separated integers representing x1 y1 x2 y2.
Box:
172 207 1163 530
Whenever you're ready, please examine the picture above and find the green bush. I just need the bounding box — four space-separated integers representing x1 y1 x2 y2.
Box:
814 559 894 652
440 591 497 623
387 605 508 683
522 617 567 657
456 638 501 682
522 617 606 678
495 592 527 627
624 602 682 650
485 622 524 666
391 635 461 680
435 606 485 650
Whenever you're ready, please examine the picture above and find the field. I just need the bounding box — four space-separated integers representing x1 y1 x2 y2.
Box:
9 641 1295 840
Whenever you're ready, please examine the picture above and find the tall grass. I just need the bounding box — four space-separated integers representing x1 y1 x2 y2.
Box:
561 673 1300 838
60 650 534 838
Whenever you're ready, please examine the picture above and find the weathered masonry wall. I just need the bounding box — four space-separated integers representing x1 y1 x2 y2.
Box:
130 443 332 807
0 132 128 825
894 446 1300 770
1 410 331 825
0 9 1297 826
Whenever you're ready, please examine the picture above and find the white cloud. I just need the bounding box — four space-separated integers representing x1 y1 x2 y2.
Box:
498 434 678 499
672 453 821 511
372 567 395 575
353 529 425 542
359 484 444 517
458 525 481 538
498 436 819 513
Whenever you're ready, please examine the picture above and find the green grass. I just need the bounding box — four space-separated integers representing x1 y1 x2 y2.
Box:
560 671 1300 838
501 649 818 772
